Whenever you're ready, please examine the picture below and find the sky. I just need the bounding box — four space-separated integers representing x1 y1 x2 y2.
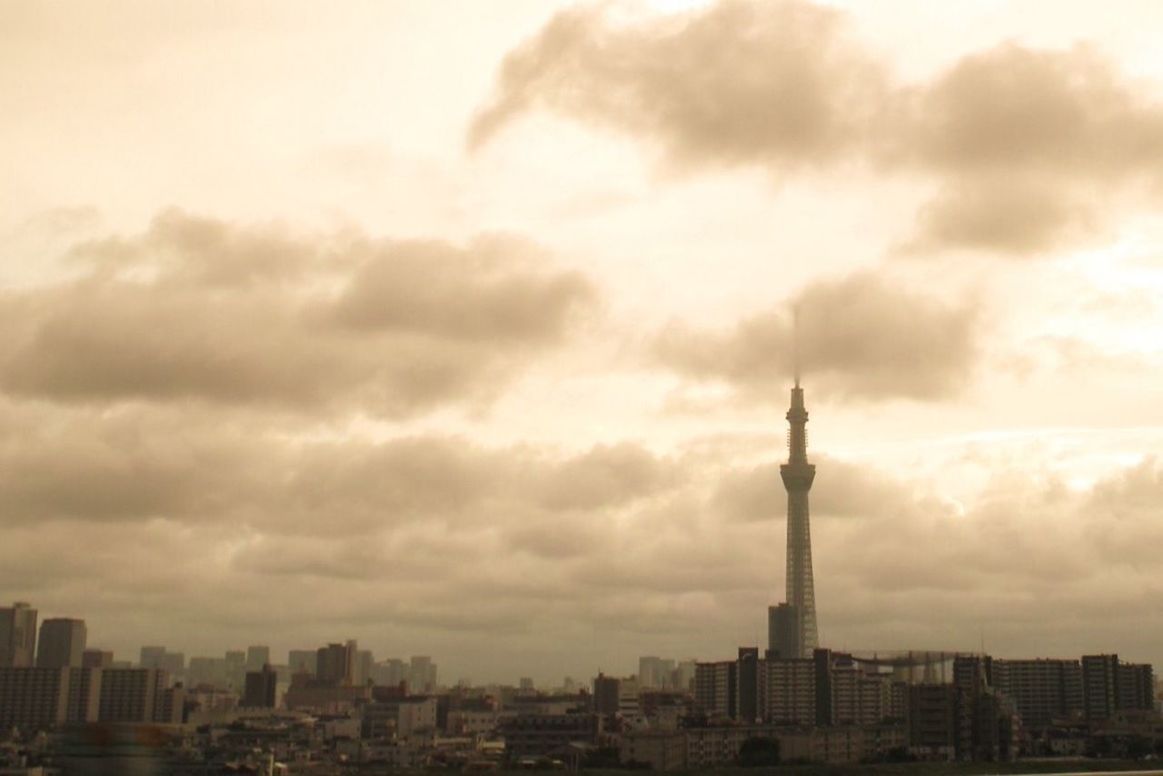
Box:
2 0 1163 686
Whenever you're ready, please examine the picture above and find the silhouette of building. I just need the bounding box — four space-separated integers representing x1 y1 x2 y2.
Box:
776 378 817 658
736 647 760 722
410 655 436 692
0 602 38 668
317 642 356 686
593 673 620 716
288 649 317 676
243 663 278 708
1081 653 1154 720
991 658 1083 730
694 660 736 720
37 618 87 668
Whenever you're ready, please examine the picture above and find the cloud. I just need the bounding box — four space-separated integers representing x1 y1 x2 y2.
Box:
713 456 915 523
655 272 978 401
6 405 1163 674
473 2 1163 256
469 0 883 173
0 210 595 415
891 43 1163 254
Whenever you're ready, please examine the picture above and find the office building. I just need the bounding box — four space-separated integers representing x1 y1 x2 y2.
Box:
0 602 38 668
593 673 620 716
694 661 736 720
767 603 800 660
317 642 355 686
98 668 168 723
36 618 87 668
288 649 317 676
992 658 1083 729
242 663 278 708
410 655 436 692
0 666 70 730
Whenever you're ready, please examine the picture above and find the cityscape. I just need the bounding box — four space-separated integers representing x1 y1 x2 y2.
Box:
1 381 1160 772
4 0 1163 774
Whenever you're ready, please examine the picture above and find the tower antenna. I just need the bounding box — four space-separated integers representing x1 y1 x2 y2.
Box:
792 306 801 388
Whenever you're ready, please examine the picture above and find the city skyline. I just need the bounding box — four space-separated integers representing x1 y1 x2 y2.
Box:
3 0 1163 685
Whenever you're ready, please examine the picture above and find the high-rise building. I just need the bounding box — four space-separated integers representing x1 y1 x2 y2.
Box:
243 664 278 708
245 645 270 672
0 602 38 668
767 603 800 660
694 661 736 720
288 649 317 676
410 655 436 692
36 618 87 668
98 668 168 723
0 667 70 729
778 378 817 657
1081 654 1155 720
593 673 620 716
317 642 355 686
736 647 759 723
762 656 816 724
991 658 1083 729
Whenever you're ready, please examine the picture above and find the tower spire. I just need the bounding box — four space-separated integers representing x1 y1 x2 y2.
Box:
792 306 801 389
779 370 817 656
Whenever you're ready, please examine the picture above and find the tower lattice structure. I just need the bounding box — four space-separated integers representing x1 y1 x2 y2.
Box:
779 377 817 656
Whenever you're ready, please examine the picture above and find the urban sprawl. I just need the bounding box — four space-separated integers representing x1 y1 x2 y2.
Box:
2 382 1160 773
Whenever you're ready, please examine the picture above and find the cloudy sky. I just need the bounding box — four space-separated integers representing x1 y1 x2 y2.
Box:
3 0 1163 685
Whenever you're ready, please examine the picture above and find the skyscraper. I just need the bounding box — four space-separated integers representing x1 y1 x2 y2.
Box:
36 618 87 668
0 602 38 667
779 377 817 657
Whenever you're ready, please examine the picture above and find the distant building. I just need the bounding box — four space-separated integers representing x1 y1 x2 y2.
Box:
37 618 87 668
410 655 436 692
992 658 1083 730
82 649 114 669
245 645 270 672
372 657 407 687
500 713 602 761
0 602 38 668
317 642 355 686
288 649 317 676
1082 654 1154 721
0 666 70 730
694 661 735 720
767 603 800 660
242 663 278 708
763 656 816 725
139 646 184 675
98 668 168 723
593 673 620 716
354 649 374 686
736 647 759 723
908 683 956 759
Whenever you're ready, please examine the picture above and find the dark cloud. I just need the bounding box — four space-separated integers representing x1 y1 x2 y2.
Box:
891 44 1163 254
655 272 978 401
0 210 595 415
469 0 883 172
473 2 1163 256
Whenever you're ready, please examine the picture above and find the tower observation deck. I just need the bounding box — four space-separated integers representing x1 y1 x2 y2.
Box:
778 376 817 656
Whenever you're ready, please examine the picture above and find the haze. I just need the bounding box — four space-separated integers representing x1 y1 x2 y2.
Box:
2 0 1163 685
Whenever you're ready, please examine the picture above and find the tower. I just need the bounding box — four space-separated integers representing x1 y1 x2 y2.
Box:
780 376 817 656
